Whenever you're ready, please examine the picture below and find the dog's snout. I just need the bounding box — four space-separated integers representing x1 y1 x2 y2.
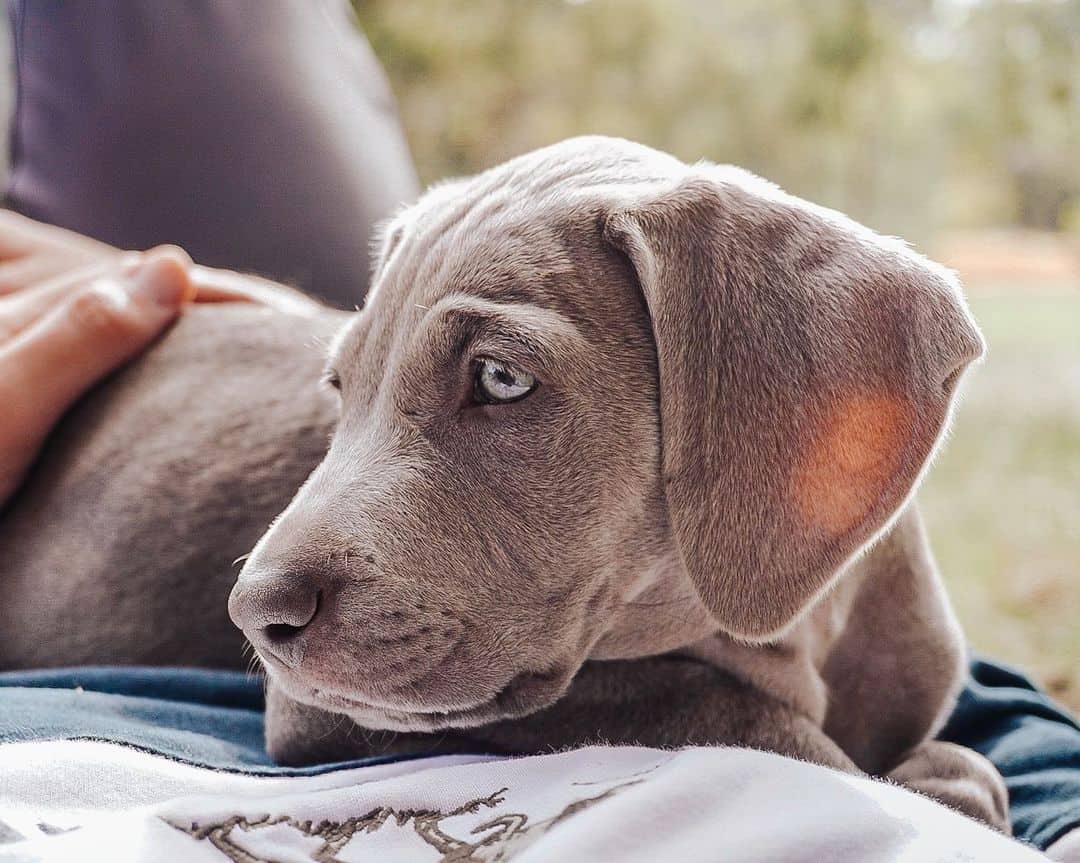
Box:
229 570 320 666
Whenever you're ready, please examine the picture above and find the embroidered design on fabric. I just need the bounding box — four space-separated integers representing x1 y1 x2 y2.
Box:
0 818 77 845
0 818 25 845
35 822 77 836
165 779 641 862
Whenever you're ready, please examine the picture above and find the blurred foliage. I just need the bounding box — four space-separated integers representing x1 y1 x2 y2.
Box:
353 0 1080 247
920 289 1080 710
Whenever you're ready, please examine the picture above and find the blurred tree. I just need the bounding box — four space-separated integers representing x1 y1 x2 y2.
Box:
951 0 1080 231
352 0 1080 245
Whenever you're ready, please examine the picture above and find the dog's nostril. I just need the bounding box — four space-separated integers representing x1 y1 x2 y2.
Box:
264 622 306 643
262 587 320 639
230 575 320 645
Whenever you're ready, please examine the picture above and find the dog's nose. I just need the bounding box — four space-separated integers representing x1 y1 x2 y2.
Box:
228 571 320 667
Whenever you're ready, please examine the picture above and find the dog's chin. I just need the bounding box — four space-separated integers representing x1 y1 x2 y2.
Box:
268 666 574 733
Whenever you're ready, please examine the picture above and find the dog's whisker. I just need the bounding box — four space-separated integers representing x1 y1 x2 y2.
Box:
480 624 517 676
318 711 347 741
232 552 252 568
240 639 267 681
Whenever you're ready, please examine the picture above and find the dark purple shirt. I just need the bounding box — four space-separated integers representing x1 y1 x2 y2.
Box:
5 0 419 307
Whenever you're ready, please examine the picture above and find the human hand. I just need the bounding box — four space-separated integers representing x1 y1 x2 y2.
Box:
0 208 324 315
0 210 328 506
0 247 195 505
0 210 121 294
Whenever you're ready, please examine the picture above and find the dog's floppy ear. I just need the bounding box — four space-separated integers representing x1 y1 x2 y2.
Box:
604 168 983 641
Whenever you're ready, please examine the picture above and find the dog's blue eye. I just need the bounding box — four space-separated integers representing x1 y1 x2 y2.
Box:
474 357 537 405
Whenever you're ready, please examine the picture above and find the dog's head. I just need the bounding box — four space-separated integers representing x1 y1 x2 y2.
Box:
229 137 983 732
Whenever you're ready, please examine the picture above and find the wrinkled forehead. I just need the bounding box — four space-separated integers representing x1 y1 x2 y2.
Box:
328 137 680 370
331 204 584 375
382 203 577 311
368 135 678 306
336 218 575 371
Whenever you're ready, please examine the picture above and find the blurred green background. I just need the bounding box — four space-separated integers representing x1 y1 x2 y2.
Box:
355 0 1079 708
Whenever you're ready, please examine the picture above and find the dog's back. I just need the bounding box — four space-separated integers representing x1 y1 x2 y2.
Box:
0 304 344 670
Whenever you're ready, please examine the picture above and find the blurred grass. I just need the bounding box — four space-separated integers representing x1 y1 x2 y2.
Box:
919 287 1080 711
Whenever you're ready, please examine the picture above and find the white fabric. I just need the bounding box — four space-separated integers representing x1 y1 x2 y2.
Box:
1047 828 1080 862
0 740 1048 862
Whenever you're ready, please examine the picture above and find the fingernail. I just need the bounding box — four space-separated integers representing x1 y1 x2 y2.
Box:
127 255 190 310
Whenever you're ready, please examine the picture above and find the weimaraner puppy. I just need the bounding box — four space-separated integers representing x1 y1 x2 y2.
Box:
0 137 1008 830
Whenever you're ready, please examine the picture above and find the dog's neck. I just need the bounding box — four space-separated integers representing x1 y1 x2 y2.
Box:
676 561 866 725
593 548 868 725
589 550 718 660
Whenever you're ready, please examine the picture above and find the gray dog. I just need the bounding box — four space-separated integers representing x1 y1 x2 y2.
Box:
0 137 1008 830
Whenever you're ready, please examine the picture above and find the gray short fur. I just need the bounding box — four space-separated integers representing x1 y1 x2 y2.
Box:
0 137 1009 831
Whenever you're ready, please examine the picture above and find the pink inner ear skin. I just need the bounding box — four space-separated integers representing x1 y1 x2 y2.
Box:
791 392 915 535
